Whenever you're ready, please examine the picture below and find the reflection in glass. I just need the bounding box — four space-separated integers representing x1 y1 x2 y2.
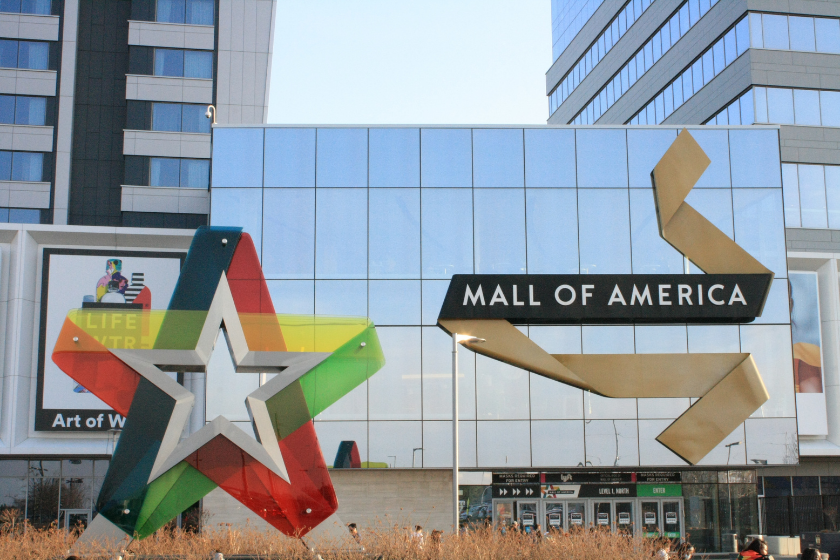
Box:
368 328 421 420
212 128 263 188
741 325 795 418
421 280 449 325
526 189 579 273
816 18 840 53
421 326 476 420
475 354 530 420
315 189 367 278
474 189 525 273
313 421 367 465
421 129 472 188
732 189 787 277
421 189 473 278
266 280 313 315
767 88 794 124
687 325 741 353
730 130 782 189
630 189 684 274
314 280 367 317
210 188 263 252
762 14 790 50
585 420 639 467
697 424 747 465
635 326 687 354
781 164 801 227
369 188 420 278
639 419 687 465
476 420 531 467
316 128 367 189
531 420 585 466
745 418 798 464
690 129 731 188
628 129 677 188
473 129 524 188
368 421 423 467
264 128 315 188
798 165 827 228
369 128 419 188
576 129 628 188
789 16 816 51
684 189 734 242
27 478 59 527
368 280 420 326
524 128 575 188
793 89 820 125
262 188 315 278
530 373 584 419
422 421 477 467
578 189 631 274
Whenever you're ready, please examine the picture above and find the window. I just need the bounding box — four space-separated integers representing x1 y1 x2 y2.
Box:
150 157 209 188
154 48 212 79
0 151 42 181
0 0 51 15
151 103 210 133
156 0 214 25
0 40 50 70
0 207 40 223
0 95 46 125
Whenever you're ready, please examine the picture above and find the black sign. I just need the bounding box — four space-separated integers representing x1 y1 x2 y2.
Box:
492 484 540 498
579 484 637 498
492 472 541 485
544 472 634 484
636 471 681 483
437 274 773 324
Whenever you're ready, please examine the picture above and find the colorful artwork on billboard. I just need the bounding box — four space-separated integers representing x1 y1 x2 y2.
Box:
789 272 827 435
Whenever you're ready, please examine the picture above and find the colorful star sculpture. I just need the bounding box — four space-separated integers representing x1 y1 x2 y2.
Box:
55 226 385 548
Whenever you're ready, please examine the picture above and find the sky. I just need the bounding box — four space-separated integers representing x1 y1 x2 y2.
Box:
267 0 552 125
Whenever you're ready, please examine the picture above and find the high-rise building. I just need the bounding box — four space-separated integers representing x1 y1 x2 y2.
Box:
0 0 275 228
546 0 840 539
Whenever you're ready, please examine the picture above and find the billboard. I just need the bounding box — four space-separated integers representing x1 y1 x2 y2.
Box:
35 249 184 431
789 272 827 435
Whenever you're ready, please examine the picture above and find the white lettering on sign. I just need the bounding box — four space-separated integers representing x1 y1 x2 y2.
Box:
608 285 626 306
555 285 576 305
708 284 725 305
678 284 692 305
490 285 508 306
729 284 747 305
529 285 541 306
582 285 594 305
631 285 652 305
463 285 485 306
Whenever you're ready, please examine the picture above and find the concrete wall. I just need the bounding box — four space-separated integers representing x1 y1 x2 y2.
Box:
202 469 454 534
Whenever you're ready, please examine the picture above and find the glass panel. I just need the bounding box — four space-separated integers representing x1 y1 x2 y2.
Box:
531 420 584 466
524 128 575 188
518 501 538 532
368 280 420 325
732 188 787 277
762 14 790 50
17 41 47 70
826 166 840 228
0 477 26 523
476 420 531 467
8 208 38 223
14 96 45 125
639 419 689 464
421 326 476 420
313 421 367 464
27 478 59 527
743 322 795 413
262 188 315 279
205 330 259 422
264 128 315 188
585 419 639 467
368 188 420 278
545 501 564 532
684 483 719 550
0 95 12 124
420 129 472 188
820 91 840 127
314 279 366 316
616 502 634 534
792 476 820 496
316 128 368 189
576 129 627 188
789 16 816 52
763 476 792 497
315 188 367 278
641 501 660 536
568 502 586 529
526 189 579 273
793 89 820 126
749 14 764 48
744 418 798 464
690 129 730 188
421 188 473 278
185 0 214 25
474 189 525 273
628 129 677 188
154 48 184 77
495 501 514 528
767 88 794 124
594 502 612 529
212 128 263 188
662 500 682 538
730 129 782 189
180 104 210 133
11 151 42 181
578 189 631 274
266 280 313 314
475 354 529 420
183 50 212 79
421 420 477 468
0 40 17 68
798 164 827 228
473 129 524 188
0 151 11 180
369 128 419 188
180 158 209 188
421 280 449 325
630 189 683 274
816 18 840 54
368 327 421 420
157 0 186 23
754 87 768 123
21 0 51 15
152 102 181 132
151 158 182 187
209 188 263 250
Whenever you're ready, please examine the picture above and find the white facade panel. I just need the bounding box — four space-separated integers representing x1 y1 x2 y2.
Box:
125 74 213 104
123 130 211 158
127 20 214 50
0 13 60 41
0 125 54 152
0 69 57 96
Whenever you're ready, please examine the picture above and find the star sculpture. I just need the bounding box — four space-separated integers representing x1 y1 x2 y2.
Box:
54 227 384 549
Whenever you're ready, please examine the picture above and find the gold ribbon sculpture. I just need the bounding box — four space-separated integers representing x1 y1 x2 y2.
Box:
438 129 773 465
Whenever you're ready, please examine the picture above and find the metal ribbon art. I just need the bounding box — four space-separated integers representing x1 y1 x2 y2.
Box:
438 129 773 465
58 227 384 549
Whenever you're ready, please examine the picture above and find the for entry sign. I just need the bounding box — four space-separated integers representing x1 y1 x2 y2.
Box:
492 484 540 498
492 472 540 484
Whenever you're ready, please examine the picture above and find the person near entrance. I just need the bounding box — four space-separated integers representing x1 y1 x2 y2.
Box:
738 538 772 560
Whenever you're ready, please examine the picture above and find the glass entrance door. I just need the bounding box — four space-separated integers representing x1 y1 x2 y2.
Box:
641 501 661 537
662 500 682 538
615 501 635 534
593 501 612 530
544 501 564 533
494 500 514 528
568 501 586 531
518 501 538 533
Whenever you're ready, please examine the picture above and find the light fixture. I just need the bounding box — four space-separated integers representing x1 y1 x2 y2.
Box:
455 334 485 345
751 459 768 465
205 104 217 124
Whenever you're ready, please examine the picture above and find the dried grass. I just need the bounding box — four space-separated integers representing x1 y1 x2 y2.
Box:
0 523 666 560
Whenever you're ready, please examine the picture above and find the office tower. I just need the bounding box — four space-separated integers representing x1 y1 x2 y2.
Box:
0 0 275 227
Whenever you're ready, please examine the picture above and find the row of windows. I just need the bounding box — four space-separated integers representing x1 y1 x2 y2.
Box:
749 12 840 54
706 89 754 126
154 48 212 79
565 0 720 122
0 207 40 223
708 87 840 128
549 0 655 116
759 476 840 497
0 0 52 15
0 39 51 71
213 127 781 191
0 150 44 182
155 0 214 26
152 102 210 133
150 157 209 188
552 0 606 61
0 94 48 126
781 163 840 230
627 18 748 126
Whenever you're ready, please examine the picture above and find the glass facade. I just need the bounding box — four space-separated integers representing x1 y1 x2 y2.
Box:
211 126 794 470
552 0 607 61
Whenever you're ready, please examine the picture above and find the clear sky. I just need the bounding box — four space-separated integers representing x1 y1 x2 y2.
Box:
267 0 552 125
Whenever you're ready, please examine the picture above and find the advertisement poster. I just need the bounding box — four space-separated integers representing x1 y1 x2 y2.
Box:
789 272 828 435
35 249 185 431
